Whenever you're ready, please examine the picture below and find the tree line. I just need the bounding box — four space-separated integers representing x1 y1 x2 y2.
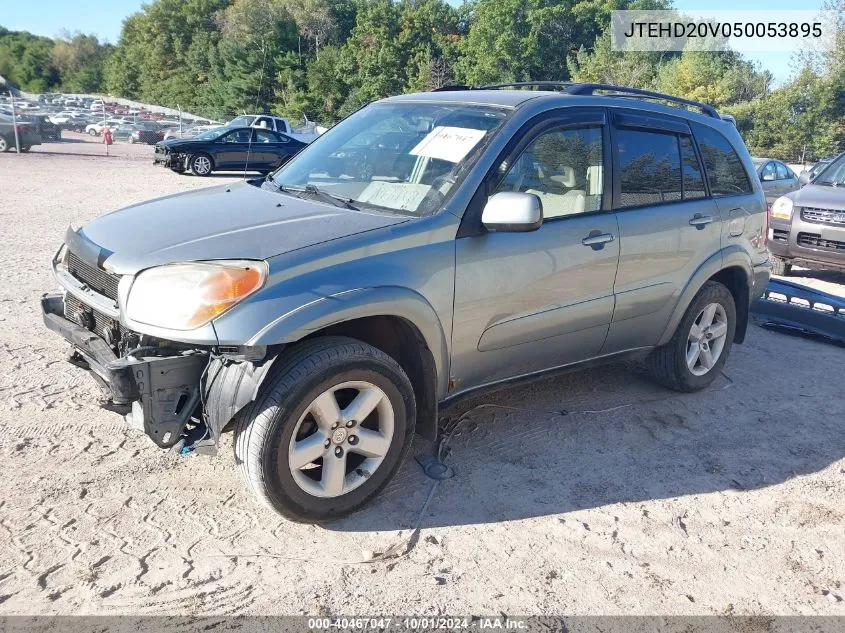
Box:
1 0 842 161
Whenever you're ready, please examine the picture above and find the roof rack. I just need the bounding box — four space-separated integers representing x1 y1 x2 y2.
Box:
561 83 720 118
428 81 720 119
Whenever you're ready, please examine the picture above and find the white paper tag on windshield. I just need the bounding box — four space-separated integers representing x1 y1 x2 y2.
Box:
359 181 431 211
410 126 486 163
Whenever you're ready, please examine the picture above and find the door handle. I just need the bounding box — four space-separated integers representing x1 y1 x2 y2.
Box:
689 214 715 229
581 232 615 250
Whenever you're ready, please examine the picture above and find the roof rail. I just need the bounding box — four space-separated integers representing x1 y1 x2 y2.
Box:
427 81 721 119
561 83 720 118
479 81 576 90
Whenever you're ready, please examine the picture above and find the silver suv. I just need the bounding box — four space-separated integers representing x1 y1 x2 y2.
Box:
41 83 771 521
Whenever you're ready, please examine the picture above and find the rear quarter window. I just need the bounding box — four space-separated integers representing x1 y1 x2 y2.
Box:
692 123 753 197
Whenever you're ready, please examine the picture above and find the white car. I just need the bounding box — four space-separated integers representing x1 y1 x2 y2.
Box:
85 118 127 136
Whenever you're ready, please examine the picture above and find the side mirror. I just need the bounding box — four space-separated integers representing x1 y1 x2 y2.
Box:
761 172 776 182
798 171 810 185
481 192 543 232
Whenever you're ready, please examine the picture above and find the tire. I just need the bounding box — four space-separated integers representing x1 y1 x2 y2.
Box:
19 146 30 153
189 153 213 176
88 128 98 136
0 136 8 152
646 281 736 392
770 256 791 276
234 336 416 522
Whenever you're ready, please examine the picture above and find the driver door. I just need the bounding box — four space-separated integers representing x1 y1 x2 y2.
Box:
450 110 620 392
216 129 252 169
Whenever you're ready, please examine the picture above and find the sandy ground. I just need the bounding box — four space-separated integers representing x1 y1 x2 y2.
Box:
0 135 843 616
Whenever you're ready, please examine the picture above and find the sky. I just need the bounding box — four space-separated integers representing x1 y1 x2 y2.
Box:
1 0 827 86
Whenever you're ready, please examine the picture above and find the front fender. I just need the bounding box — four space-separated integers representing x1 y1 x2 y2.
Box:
247 286 451 399
657 246 752 346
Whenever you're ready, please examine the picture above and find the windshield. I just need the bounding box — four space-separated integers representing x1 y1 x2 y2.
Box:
228 115 256 127
195 127 225 140
271 102 508 216
814 154 845 186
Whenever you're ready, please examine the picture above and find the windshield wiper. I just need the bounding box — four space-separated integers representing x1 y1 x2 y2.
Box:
274 183 357 209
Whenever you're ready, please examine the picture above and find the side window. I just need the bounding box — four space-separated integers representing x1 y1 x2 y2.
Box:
776 162 790 180
692 123 753 196
679 136 706 199
761 161 777 181
617 129 682 208
495 126 604 219
253 129 278 144
220 131 240 143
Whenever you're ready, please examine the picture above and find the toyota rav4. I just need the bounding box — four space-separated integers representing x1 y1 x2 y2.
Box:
42 83 771 522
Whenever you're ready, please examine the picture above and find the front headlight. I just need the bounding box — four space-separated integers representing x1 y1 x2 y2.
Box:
770 196 794 220
126 260 267 330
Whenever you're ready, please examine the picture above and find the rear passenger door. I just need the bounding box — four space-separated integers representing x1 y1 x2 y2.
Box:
602 110 722 353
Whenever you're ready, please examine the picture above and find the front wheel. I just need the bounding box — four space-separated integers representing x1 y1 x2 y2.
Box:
646 281 736 392
189 153 213 176
234 337 416 522
88 128 98 136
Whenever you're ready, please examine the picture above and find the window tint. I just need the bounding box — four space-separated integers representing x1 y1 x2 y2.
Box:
679 136 706 199
692 123 752 196
495 126 603 219
776 162 791 180
617 129 681 208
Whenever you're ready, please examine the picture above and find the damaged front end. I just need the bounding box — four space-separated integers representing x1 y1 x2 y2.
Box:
153 144 186 172
41 236 274 453
42 292 209 448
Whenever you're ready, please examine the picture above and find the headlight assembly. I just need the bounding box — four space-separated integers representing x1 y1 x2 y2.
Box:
770 196 794 221
126 260 267 330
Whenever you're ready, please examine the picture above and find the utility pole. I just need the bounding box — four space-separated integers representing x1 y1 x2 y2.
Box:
9 91 20 154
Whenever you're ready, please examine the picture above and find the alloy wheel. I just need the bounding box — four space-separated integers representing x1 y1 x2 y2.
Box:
193 155 212 175
288 381 394 498
686 302 728 376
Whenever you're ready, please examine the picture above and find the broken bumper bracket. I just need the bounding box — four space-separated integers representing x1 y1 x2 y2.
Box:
41 293 209 447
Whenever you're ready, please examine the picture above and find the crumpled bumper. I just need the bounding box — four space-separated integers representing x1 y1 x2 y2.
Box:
41 292 208 447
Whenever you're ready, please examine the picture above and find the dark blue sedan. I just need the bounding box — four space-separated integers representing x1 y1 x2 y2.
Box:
153 126 307 176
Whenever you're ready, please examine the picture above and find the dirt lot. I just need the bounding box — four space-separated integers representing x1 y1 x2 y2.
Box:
0 135 844 616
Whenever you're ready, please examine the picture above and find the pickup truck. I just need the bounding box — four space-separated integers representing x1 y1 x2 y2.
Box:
225 114 323 143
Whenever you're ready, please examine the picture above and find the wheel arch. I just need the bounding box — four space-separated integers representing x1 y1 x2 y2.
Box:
658 247 752 346
206 287 449 443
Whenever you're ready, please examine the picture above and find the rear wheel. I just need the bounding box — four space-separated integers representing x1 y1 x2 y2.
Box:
234 337 416 522
770 256 791 276
88 128 98 136
190 153 213 176
0 136 8 152
646 281 736 392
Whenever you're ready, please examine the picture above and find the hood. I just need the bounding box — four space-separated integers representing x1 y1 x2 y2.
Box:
789 183 845 211
157 137 196 148
77 182 410 274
